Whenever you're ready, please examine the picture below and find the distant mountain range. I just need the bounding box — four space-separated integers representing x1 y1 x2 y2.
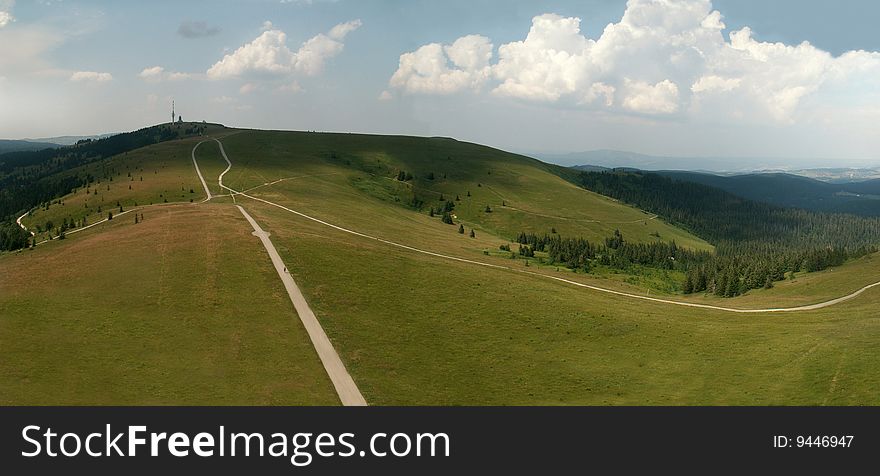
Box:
571 165 880 217
540 149 880 177
24 133 119 146
0 139 59 154
0 133 120 155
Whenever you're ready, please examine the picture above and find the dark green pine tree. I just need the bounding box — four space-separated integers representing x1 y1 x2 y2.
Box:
683 271 695 294
458 224 465 234
469 229 476 238
714 270 727 297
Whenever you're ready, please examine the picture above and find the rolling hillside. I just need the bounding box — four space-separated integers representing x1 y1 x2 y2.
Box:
3 125 880 405
0 139 58 154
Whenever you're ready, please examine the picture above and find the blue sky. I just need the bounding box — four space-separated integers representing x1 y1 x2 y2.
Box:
1 0 878 167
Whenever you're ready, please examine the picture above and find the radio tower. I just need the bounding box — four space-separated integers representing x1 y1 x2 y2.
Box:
171 100 175 123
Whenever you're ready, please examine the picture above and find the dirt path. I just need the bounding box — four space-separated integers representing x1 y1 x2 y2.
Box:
16 211 36 237
211 139 880 314
232 186 880 313
191 140 214 202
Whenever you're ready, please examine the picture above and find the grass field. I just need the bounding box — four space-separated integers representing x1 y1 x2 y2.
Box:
19 127 239 243
0 204 337 405
245 198 880 405
217 130 713 251
3 126 880 405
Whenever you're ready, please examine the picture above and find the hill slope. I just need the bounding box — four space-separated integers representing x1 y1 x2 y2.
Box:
656 170 880 216
4 126 880 405
0 204 338 404
0 139 59 154
217 130 712 251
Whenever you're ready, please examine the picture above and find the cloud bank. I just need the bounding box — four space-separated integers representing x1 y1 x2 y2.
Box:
387 0 880 124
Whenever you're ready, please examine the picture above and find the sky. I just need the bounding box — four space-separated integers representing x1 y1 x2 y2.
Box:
0 0 878 168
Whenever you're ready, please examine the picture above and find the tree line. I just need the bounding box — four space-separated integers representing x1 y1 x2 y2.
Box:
515 230 711 273
0 124 205 251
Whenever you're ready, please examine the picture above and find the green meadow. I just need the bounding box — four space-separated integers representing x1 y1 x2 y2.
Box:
2 126 879 405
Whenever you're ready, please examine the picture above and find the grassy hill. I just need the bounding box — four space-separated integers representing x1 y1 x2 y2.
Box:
1 204 337 405
217 130 712 251
3 125 880 405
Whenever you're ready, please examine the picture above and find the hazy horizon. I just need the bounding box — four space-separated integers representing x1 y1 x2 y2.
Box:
5 124 879 172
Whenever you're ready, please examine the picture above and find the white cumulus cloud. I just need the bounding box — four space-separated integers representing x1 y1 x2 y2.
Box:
492 14 595 102
139 66 193 82
389 35 493 94
70 71 113 82
387 0 880 123
0 0 14 28
622 79 680 114
206 19 361 79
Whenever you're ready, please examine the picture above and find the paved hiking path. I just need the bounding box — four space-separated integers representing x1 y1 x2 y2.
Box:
236 204 367 406
192 139 366 407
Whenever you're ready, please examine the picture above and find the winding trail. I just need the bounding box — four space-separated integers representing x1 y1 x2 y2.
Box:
21 208 140 246
206 138 880 314
16 211 35 237
191 140 214 202
230 187 880 314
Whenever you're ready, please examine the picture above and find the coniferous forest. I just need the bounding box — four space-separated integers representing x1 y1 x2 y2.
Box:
560 170 880 296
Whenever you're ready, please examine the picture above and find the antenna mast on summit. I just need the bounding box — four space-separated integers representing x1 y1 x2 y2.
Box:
172 100 175 123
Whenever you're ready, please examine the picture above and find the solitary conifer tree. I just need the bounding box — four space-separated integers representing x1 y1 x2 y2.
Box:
469 229 476 238
458 224 465 234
